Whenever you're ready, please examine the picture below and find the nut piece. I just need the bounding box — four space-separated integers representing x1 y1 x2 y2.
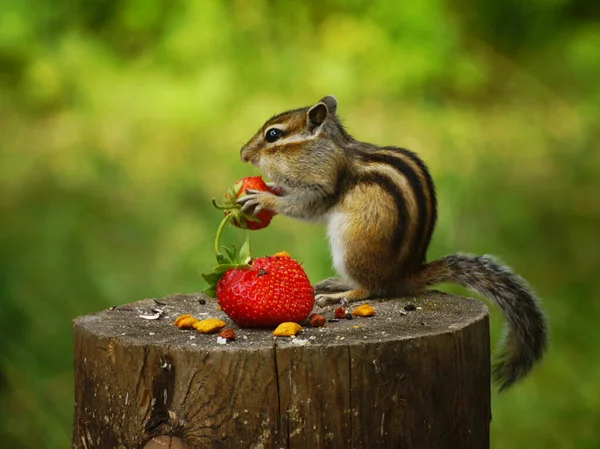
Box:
219 328 236 340
351 304 376 317
309 313 326 327
334 307 346 319
174 314 199 329
193 318 227 334
272 251 291 258
174 314 192 325
273 322 302 337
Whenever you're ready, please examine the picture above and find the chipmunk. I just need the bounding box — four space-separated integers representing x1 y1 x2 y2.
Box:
238 95 547 390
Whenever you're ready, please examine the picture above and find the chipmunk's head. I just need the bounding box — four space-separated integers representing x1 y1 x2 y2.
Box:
240 96 350 185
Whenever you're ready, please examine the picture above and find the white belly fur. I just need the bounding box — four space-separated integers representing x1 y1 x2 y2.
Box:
326 210 350 281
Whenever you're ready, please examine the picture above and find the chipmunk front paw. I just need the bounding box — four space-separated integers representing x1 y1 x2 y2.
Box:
237 189 276 215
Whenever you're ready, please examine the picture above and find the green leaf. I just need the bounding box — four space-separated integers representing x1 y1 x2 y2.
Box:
225 183 242 204
202 271 223 285
224 245 236 262
216 252 228 265
212 263 239 274
233 181 243 196
239 234 251 263
202 285 217 298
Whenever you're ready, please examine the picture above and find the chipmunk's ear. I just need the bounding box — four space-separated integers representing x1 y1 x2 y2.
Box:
319 95 337 115
308 95 337 128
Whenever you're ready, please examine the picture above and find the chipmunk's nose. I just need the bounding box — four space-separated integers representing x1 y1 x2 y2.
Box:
240 145 249 163
240 145 254 163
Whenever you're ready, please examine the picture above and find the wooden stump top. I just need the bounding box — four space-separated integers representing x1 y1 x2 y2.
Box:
75 291 488 350
73 292 491 449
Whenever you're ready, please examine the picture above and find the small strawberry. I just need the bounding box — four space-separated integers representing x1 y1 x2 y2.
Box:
214 176 279 231
216 253 315 327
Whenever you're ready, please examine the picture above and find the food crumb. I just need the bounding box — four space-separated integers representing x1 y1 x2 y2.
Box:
193 318 227 334
334 307 346 319
309 313 326 327
219 328 236 341
351 304 376 317
174 314 198 329
273 322 302 337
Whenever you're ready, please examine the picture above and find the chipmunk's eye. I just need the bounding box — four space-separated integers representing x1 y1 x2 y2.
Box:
265 128 283 143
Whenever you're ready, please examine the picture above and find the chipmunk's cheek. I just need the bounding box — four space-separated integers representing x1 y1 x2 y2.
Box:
255 159 269 176
253 153 266 168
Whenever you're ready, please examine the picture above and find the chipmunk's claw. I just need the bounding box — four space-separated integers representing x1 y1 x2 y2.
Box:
315 294 344 308
237 192 260 214
316 288 370 308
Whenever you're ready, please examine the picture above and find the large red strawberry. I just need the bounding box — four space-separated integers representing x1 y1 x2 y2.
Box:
216 176 279 231
216 253 315 327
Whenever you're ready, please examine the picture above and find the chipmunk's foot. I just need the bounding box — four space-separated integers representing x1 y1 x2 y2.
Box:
314 277 353 294
315 288 370 308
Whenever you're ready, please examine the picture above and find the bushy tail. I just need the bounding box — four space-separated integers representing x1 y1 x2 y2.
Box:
414 254 548 391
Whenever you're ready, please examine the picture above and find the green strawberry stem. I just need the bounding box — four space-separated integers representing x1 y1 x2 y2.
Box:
213 210 251 263
214 212 233 256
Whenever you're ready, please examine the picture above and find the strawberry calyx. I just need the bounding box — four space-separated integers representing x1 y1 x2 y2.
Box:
211 181 262 230
201 212 252 298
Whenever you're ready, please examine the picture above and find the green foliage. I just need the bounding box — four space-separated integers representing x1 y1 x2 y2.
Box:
1 1 599 447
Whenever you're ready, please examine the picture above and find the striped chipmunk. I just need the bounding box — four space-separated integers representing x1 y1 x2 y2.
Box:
238 95 547 390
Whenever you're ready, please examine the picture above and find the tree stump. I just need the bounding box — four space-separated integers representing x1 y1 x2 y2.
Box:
72 292 490 449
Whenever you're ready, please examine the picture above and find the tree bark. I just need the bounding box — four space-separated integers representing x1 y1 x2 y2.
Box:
72 291 490 449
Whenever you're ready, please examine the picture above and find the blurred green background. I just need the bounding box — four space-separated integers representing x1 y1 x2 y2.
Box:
1 0 599 447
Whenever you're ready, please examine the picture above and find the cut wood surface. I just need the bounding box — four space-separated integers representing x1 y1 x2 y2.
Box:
72 291 491 449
